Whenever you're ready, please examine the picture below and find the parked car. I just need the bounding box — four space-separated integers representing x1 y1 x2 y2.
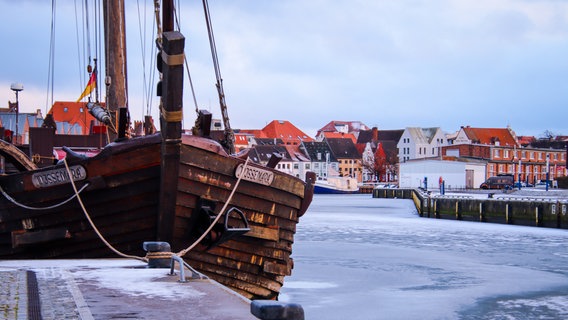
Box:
513 181 534 188
480 174 514 190
535 180 553 188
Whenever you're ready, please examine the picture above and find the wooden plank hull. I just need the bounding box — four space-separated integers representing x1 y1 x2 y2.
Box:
0 134 163 259
171 135 312 299
0 133 314 300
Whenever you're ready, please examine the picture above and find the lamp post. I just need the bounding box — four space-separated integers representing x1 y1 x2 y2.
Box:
546 154 550 192
518 159 522 189
10 83 24 144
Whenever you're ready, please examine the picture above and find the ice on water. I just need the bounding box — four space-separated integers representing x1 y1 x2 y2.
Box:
280 194 568 320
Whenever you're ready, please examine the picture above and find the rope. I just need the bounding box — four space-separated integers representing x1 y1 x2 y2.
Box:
62 158 146 262
60 154 251 266
0 183 90 211
202 0 235 154
160 107 183 122
146 251 173 259
176 156 250 257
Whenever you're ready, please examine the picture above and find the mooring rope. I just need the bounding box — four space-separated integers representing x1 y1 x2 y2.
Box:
61 155 251 267
0 183 90 211
62 158 146 262
176 156 250 258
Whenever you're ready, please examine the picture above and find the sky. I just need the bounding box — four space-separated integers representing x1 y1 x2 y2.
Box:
1 0 568 138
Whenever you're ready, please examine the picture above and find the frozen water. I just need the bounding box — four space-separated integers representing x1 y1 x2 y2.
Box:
280 194 568 320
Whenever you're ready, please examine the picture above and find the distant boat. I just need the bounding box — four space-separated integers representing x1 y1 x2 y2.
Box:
0 0 314 300
314 176 359 194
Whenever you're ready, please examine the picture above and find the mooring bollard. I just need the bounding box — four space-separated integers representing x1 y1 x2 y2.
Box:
143 241 172 268
251 300 305 320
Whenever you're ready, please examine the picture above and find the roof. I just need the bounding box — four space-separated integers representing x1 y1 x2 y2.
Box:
317 120 370 135
238 129 265 138
406 127 440 144
321 132 357 144
356 128 403 155
260 120 314 145
301 141 337 162
378 129 404 142
379 140 399 157
517 135 536 147
325 137 361 159
48 101 102 135
283 145 310 162
356 129 375 144
248 145 291 164
462 126 518 147
254 138 284 145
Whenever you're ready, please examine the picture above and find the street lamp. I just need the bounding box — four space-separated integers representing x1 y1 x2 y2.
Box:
10 83 23 144
546 154 550 192
518 158 522 189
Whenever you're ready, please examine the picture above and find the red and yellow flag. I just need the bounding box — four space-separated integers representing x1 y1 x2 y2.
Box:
76 69 97 102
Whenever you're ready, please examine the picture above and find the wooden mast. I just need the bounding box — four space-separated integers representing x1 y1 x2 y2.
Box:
157 0 184 242
103 0 128 141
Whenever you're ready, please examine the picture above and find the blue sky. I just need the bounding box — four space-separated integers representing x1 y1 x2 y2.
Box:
1 0 567 138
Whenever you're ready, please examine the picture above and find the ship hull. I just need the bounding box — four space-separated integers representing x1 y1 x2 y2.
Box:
0 134 314 300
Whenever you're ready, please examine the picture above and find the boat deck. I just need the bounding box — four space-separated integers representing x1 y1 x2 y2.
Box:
0 259 257 320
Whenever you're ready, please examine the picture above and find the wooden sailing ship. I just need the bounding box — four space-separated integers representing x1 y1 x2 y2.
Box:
0 0 314 300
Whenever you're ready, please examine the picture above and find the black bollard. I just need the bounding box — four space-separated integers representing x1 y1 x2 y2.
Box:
251 300 305 320
143 241 172 268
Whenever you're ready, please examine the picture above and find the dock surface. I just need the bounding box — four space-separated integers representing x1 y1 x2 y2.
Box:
0 259 256 320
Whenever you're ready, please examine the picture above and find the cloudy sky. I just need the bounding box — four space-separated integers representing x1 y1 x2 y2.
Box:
1 0 567 138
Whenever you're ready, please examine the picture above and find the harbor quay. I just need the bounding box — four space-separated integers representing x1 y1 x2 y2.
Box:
0 259 304 320
373 187 568 229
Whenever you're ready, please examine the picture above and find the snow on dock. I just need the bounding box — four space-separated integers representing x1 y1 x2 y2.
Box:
0 259 257 320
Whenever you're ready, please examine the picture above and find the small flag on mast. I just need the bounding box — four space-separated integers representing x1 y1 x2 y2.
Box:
77 68 97 102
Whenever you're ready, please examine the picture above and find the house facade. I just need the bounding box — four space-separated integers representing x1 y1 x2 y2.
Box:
325 137 363 183
300 141 339 180
443 126 567 185
397 127 448 163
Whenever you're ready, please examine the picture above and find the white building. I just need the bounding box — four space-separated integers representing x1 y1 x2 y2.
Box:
397 127 449 163
399 159 486 190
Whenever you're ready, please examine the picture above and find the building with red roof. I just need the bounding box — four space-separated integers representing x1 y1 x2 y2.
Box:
48 101 100 135
258 120 313 146
454 126 518 147
315 120 370 141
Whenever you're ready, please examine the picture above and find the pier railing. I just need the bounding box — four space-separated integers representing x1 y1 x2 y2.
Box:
373 188 568 229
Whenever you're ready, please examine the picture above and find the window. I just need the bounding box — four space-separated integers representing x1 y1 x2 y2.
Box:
306 164 310 170
494 150 499 158
504 150 509 158
538 153 543 160
530 152 534 160
293 164 299 169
